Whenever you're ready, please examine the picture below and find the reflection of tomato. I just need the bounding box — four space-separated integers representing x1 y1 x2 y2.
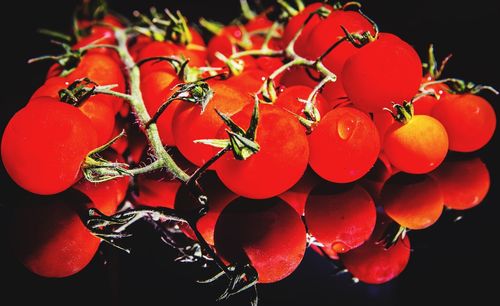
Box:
305 183 376 254
214 197 306 283
278 168 320 216
381 173 444 230
9 192 100 278
430 158 490 210
341 215 411 284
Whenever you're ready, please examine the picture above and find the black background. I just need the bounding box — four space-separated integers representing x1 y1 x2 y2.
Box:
0 1 499 305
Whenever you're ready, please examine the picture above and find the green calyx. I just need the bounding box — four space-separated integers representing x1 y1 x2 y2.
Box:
385 101 414 124
77 0 108 21
196 98 261 161
172 80 214 113
59 78 98 106
422 44 452 80
445 78 499 95
132 7 192 45
377 221 408 250
277 0 306 19
27 41 83 77
332 1 362 11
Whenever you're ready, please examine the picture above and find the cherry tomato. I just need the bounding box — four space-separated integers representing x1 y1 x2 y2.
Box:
381 173 444 230
2 97 98 195
430 158 490 210
141 71 180 146
432 93 496 152
280 66 319 89
305 183 376 255
73 150 129 215
214 197 306 283
278 168 320 216
274 85 329 118
342 33 422 113
172 81 253 167
215 103 309 199
9 192 100 278
384 114 448 174
32 77 115 146
372 110 395 145
308 107 380 183
413 82 449 115
340 215 411 284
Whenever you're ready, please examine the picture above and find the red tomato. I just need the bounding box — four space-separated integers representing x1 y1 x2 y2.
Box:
282 3 332 56
372 110 395 145
75 15 123 61
73 150 129 215
32 77 115 146
342 33 422 113
172 81 253 167
413 82 449 115
432 93 496 152
1 98 98 195
9 192 100 278
141 71 180 146
280 66 320 88
224 68 267 95
384 114 448 174
381 173 444 230
206 25 242 64
214 197 306 283
305 183 376 254
430 158 490 210
340 215 411 284
308 107 380 183
278 168 320 216
274 85 329 118
215 104 309 199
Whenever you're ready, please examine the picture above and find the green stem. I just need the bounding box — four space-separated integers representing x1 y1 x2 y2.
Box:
113 29 190 182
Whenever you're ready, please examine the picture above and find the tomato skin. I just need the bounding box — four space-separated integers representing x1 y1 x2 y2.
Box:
1 98 98 195
224 68 267 95
73 150 129 215
384 115 448 174
413 82 449 115
32 77 115 146
430 158 490 210
432 93 496 152
308 107 380 183
215 104 310 199
372 110 395 145
172 81 253 167
342 33 422 113
340 215 411 284
274 85 329 118
280 66 320 88
214 197 306 283
9 192 100 278
381 173 444 230
305 183 376 254
141 71 180 146
278 168 320 216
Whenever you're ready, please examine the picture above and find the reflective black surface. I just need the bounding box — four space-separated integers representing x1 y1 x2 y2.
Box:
1 1 498 305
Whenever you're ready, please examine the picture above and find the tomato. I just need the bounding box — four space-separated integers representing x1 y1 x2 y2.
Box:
381 173 444 230
282 3 332 56
305 183 376 255
432 93 496 152
73 150 129 215
32 77 115 146
47 53 126 112
413 82 449 115
340 215 411 284
384 114 448 174
308 107 380 183
174 172 238 245
206 25 243 64
141 71 180 146
1 97 98 195
274 85 329 118
359 153 397 201
278 168 320 216
172 81 253 167
430 158 490 210
215 103 309 199
8 192 100 278
224 68 267 95
75 15 123 61
280 66 320 89
214 197 306 283
138 40 207 77
372 110 395 145
342 33 422 113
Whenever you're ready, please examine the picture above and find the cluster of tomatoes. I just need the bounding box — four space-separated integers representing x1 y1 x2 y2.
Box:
0 0 495 294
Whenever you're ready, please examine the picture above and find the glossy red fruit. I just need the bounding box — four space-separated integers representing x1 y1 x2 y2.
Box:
381 173 444 230
280 66 319 88
430 158 490 210
173 81 253 167
342 33 422 113
413 82 449 115
278 168 320 216
9 192 100 278
274 85 329 118
341 215 411 284
432 93 496 152
305 183 376 254
308 107 380 183
214 197 306 283
1 98 98 195
215 104 309 199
